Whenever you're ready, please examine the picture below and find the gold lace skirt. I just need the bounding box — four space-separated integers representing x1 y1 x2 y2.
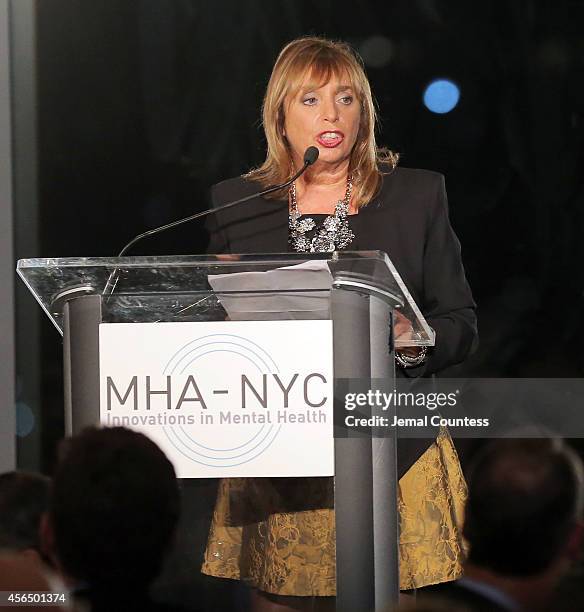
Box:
201 428 467 595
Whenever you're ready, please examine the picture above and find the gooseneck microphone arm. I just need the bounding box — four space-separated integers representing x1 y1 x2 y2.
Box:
117 147 318 258
103 146 319 296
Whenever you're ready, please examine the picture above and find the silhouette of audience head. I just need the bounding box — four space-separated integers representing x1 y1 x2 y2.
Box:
0 471 50 558
464 437 584 576
44 426 180 590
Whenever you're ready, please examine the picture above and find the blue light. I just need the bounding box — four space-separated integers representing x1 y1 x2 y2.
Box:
16 402 35 437
423 79 460 114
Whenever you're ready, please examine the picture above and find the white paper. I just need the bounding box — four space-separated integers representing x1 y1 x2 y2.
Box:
208 260 333 320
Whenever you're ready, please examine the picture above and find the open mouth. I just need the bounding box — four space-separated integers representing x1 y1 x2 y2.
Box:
316 131 344 148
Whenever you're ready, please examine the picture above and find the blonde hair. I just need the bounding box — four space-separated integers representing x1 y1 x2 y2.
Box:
246 36 399 208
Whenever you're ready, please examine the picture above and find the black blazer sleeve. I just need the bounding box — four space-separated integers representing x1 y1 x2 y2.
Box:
420 175 477 374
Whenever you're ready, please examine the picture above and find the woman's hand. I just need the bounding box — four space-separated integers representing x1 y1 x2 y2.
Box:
394 310 422 358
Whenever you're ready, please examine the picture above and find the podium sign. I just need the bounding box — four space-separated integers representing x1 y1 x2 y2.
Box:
99 320 334 478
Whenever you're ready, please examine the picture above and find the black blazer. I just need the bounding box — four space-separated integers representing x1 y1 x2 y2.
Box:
206 166 478 376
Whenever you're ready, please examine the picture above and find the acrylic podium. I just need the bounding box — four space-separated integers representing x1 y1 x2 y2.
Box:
17 251 435 612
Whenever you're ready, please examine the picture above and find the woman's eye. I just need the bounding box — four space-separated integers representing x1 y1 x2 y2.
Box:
302 97 318 105
339 95 353 105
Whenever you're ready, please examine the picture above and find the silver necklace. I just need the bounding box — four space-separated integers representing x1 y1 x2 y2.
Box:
288 176 355 252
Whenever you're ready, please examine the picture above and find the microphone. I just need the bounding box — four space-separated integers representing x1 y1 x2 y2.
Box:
103 146 319 295
303 146 319 166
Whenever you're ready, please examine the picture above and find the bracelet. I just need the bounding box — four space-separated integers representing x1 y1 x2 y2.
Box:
395 346 428 368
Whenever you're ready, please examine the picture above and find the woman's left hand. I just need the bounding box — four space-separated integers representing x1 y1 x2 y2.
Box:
394 310 423 358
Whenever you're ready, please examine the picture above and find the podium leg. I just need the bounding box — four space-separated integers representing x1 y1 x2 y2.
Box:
63 295 101 435
370 297 399 610
332 288 375 611
331 288 398 611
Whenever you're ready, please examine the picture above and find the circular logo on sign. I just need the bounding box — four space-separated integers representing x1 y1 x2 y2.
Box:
161 333 282 468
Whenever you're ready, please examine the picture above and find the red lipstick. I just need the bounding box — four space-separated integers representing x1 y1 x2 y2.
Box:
316 130 345 148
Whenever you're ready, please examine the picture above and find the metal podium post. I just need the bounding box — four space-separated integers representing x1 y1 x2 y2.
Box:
331 283 399 612
62 294 101 435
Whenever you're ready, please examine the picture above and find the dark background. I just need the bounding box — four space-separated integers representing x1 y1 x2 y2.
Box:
12 0 584 607
30 0 584 463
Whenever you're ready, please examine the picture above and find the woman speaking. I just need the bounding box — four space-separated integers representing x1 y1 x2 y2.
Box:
202 37 477 610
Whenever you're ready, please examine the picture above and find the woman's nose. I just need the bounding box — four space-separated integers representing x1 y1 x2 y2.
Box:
322 99 339 122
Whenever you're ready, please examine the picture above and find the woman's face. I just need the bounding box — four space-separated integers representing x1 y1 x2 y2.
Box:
283 73 361 170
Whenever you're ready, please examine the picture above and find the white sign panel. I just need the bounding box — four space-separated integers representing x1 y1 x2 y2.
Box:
99 320 334 478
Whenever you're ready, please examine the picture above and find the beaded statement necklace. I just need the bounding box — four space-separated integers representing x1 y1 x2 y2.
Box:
288 176 355 253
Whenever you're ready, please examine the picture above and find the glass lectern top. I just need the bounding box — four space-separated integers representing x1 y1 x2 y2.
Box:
17 251 435 347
